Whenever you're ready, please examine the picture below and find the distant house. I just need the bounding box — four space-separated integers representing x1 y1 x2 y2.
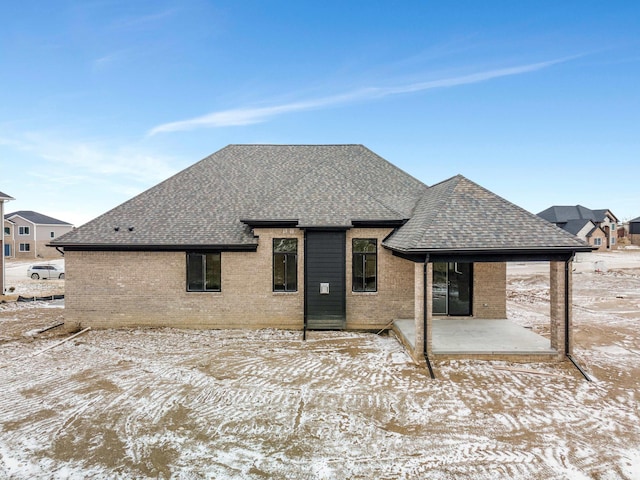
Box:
1 191 14 295
51 145 591 363
629 216 640 247
537 205 619 252
4 211 73 259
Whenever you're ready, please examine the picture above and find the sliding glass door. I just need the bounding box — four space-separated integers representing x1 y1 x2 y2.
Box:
432 262 473 316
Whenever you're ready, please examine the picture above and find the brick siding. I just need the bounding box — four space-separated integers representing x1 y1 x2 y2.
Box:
472 262 507 318
65 231 509 332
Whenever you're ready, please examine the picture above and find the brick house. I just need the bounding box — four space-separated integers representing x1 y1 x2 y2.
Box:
51 145 591 363
537 205 619 251
4 211 73 259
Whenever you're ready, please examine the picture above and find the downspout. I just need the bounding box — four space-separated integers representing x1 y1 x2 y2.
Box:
55 246 65 257
423 256 435 379
564 255 592 382
303 233 307 341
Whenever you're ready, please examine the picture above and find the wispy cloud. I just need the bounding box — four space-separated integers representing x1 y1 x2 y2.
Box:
148 56 576 135
0 132 177 186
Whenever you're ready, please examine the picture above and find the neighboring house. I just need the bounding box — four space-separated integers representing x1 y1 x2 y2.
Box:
4 211 73 259
629 216 640 246
537 205 619 252
1 190 15 295
3 218 15 257
51 145 591 363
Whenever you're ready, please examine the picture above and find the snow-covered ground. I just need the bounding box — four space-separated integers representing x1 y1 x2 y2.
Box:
0 251 638 479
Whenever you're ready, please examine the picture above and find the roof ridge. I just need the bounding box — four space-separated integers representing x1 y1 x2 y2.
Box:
227 143 366 147
395 176 461 249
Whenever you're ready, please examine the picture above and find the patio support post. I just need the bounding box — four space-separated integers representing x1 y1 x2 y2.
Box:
413 261 425 360
425 262 434 357
549 260 572 355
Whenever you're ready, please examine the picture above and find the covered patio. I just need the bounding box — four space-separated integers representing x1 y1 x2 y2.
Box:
380 174 593 366
389 255 585 365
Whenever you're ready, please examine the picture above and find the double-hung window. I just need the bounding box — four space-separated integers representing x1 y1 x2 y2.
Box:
273 238 297 292
186 252 221 292
19 243 31 252
352 238 377 292
19 226 30 235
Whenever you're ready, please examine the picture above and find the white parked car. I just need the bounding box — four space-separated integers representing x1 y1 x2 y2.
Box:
27 264 65 280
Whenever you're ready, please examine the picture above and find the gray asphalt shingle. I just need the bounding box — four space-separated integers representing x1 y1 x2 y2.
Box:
5 210 72 225
384 175 589 252
51 145 426 247
52 145 590 253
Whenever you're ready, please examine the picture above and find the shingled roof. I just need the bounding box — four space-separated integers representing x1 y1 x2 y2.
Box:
51 145 591 255
51 145 427 249
6 211 72 225
384 175 589 253
538 205 618 224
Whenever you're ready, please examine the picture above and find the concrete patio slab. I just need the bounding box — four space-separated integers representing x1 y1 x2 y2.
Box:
393 318 556 355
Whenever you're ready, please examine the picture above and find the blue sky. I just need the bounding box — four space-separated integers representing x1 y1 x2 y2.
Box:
1 1 639 226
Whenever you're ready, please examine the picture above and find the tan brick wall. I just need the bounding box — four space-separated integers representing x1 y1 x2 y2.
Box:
345 228 415 329
550 260 571 355
65 227 305 329
65 227 417 330
472 262 507 319
64 231 508 332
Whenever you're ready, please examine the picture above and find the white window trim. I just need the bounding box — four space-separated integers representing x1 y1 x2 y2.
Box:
19 243 31 252
18 226 30 235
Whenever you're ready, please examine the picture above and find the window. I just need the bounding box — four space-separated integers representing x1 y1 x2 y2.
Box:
273 238 297 292
19 226 30 235
594 238 602 246
19 243 31 252
352 238 377 292
611 237 616 245
50 231 55 238
3 226 9 235
186 252 221 292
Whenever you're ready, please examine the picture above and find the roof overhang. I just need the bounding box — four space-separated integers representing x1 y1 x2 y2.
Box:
351 219 408 228
6 214 35 226
48 243 259 252
386 246 594 263
240 219 299 228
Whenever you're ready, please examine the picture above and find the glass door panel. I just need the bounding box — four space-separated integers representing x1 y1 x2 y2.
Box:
432 262 473 316
432 263 448 315
448 262 472 316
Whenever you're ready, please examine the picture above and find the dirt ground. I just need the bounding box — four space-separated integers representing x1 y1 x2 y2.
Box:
0 251 639 479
